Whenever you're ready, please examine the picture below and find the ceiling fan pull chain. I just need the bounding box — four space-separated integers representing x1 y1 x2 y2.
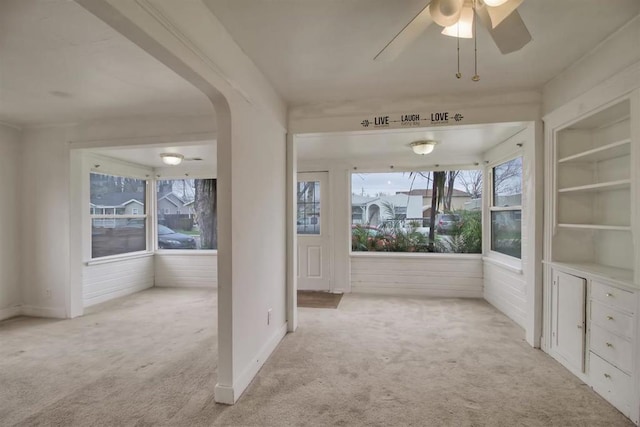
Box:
456 20 462 78
472 0 480 81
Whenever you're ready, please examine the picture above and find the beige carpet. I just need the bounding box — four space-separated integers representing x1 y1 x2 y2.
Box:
0 288 632 426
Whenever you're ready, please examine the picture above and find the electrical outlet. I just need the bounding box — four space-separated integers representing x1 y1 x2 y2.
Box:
267 308 272 325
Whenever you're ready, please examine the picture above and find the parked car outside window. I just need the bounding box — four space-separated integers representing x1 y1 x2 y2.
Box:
158 224 197 249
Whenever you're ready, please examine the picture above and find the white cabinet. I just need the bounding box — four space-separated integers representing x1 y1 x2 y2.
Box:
551 270 586 372
588 279 637 420
544 87 640 425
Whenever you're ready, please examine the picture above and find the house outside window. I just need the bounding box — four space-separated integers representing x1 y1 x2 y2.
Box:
90 172 147 258
490 157 522 259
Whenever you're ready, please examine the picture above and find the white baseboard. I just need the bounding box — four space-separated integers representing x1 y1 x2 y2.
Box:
351 286 483 298
21 305 67 319
154 282 217 289
215 323 288 405
83 282 152 308
0 306 22 321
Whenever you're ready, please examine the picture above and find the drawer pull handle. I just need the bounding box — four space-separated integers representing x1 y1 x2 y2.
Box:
606 292 614 297
604 373 611 379
606 342 613 348
606 316 614 320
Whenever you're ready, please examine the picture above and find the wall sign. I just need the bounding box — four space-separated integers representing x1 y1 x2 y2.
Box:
360 112 464 128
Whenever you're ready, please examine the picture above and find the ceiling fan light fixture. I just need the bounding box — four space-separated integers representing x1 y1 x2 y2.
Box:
441 5 474 38
410 140 437 155
430 0 464 27
160 153 184 166
483 0 509 6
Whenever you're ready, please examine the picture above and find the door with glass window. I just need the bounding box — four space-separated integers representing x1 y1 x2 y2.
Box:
297 172 331 291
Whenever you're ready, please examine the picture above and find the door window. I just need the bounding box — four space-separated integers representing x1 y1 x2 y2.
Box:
297 180 321 235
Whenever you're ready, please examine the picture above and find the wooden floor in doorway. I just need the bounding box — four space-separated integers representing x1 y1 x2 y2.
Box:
297 291 343 309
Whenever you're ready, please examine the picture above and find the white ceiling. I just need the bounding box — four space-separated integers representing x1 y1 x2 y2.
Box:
92 143 216 170
204 0 640 107
296 122 526 169
0 0 211 127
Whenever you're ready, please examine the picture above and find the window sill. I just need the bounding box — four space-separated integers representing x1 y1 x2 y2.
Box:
155 250 218 256
482 254 523 275
350 252 482 261
86 251 154 266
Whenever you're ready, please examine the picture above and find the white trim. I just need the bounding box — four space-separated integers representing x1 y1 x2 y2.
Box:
21 305 67 319
215 323 287 404
351 252 482 261
0 306 22 322
155 249 217 255
483 255 523 275
87 153 153 179
86 251 153 266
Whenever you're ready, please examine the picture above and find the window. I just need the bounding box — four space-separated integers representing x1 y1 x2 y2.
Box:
90 173 147 258
351 170 482 253
156 179 217 250
490 157 522 259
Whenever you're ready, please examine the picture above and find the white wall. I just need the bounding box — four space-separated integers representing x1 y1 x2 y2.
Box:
481 123 542 343
21 127 71 318
155 253 217 288
543 16 640 115
483 260 526 328
352 254 483 298
84 255 154 306
0 124 22 321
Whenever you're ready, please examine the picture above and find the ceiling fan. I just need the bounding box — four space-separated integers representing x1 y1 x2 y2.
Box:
374 0 532 62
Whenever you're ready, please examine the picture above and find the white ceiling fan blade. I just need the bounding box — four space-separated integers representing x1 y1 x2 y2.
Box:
483 0 523 28
374 3 434 62
477 7 531 54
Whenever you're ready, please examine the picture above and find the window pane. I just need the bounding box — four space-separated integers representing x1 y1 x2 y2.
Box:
90 173 146 214
156 179 217 250
491 211 522 259
493 157 522 207
91 219 146 258
351 171 482 253
297 180 321 235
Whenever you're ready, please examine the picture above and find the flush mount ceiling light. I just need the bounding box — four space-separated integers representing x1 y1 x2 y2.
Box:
410 140 437 155
160 153 184 166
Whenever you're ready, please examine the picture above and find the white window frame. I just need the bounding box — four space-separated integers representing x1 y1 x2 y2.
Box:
488 156 523 262
155 176 218 253
89 172 149 260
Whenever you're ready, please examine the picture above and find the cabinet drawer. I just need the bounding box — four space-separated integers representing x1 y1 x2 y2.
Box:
589 323 633 373
589 352 632 417
591 281 635 314
590 300 634 339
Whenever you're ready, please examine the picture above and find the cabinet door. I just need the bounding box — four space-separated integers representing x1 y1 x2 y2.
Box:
552 271 587 372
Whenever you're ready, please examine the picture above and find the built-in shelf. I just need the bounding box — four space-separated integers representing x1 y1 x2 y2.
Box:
558 139 631 164
558 179 630 194
546 261 635 289
557 224 631 231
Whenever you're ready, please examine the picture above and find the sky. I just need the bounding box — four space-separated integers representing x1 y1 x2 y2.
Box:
351 171 476 197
